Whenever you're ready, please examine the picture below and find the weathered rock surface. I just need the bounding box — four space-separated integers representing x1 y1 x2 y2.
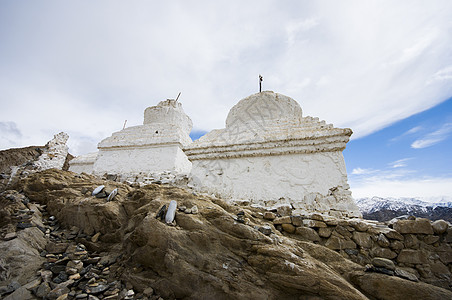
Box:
0 169 451 299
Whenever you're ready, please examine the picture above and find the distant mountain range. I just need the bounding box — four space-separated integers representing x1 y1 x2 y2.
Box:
355 196 452 222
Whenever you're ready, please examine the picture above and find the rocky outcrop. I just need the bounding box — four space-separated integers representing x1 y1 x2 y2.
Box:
0 169 450 299
0 146 44 175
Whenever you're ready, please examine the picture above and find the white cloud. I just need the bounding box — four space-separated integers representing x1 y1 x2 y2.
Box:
390 158 412 168
286 17 319 46
428 65 452 84
1 1 452 154
405 126 423 135
390 125 423 142
351 176 452 199
350 164 452 198
411 122 452 149
351 167 375 175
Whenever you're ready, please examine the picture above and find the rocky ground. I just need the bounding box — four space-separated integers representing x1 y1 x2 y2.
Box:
0 169 451 299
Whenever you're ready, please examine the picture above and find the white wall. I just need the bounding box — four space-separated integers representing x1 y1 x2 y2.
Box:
93 144 191 177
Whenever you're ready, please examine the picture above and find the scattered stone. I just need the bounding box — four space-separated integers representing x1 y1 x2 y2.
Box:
16 222 33 229
374 266 395 276
309 213 324 221
47 279 74 300
165 200 177 224
393 218 434 235
394 268 418 282
3 232 17 241
303 219 327 228
50 264 66 274
91 232 101 243
23 277 41 290
281 223 296 234
348 220 369 232
397 249 428 264
384 229 404 241
404 234 419 249
95 191 108 198
353 231 372 248
75 293 88 299
178 205 186 212
295 226 320 242
69 273 81 280
258 226 272 236
190 205 199 214
36 282 51 298
371 247 397 260
263 212 276 221
377 233 390 248
46 242 69 254
273 216 292 225
372 257 395 271
67 260 83 272
334 225 352 239
85 284 108 294
92 185 105 196
423 235 439 245
432 220 448 235
124 289 135 299
56 294 68 300
390 240 404 250
155 205 167 220
143 287 154 296
318 227 333 238
40 270 53 282
276 205 292 216
3 286 33 300
106 188 118 202
290 216 303 226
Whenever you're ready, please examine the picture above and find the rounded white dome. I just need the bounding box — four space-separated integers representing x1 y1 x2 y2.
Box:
225 91 303 129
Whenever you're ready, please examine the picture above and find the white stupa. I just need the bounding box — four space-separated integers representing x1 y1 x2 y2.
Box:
92 99 193 180
185 91 361 218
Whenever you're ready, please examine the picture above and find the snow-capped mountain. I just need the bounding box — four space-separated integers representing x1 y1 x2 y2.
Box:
355 196 452 222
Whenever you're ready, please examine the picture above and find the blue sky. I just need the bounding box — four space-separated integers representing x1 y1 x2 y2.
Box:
1 1 452 198
345 97 452 198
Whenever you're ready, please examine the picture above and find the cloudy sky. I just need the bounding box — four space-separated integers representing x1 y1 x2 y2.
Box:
1 1 452 199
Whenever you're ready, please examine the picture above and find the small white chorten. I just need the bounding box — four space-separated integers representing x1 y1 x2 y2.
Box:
92 99 193 180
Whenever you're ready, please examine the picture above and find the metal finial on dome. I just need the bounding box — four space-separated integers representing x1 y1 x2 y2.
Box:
259 75 263 92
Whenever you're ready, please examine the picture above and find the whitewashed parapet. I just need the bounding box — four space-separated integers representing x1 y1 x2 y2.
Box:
185 91 361 218
69 152 98 174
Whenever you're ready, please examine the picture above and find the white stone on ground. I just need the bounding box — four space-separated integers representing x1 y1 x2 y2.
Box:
165 200 177 224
